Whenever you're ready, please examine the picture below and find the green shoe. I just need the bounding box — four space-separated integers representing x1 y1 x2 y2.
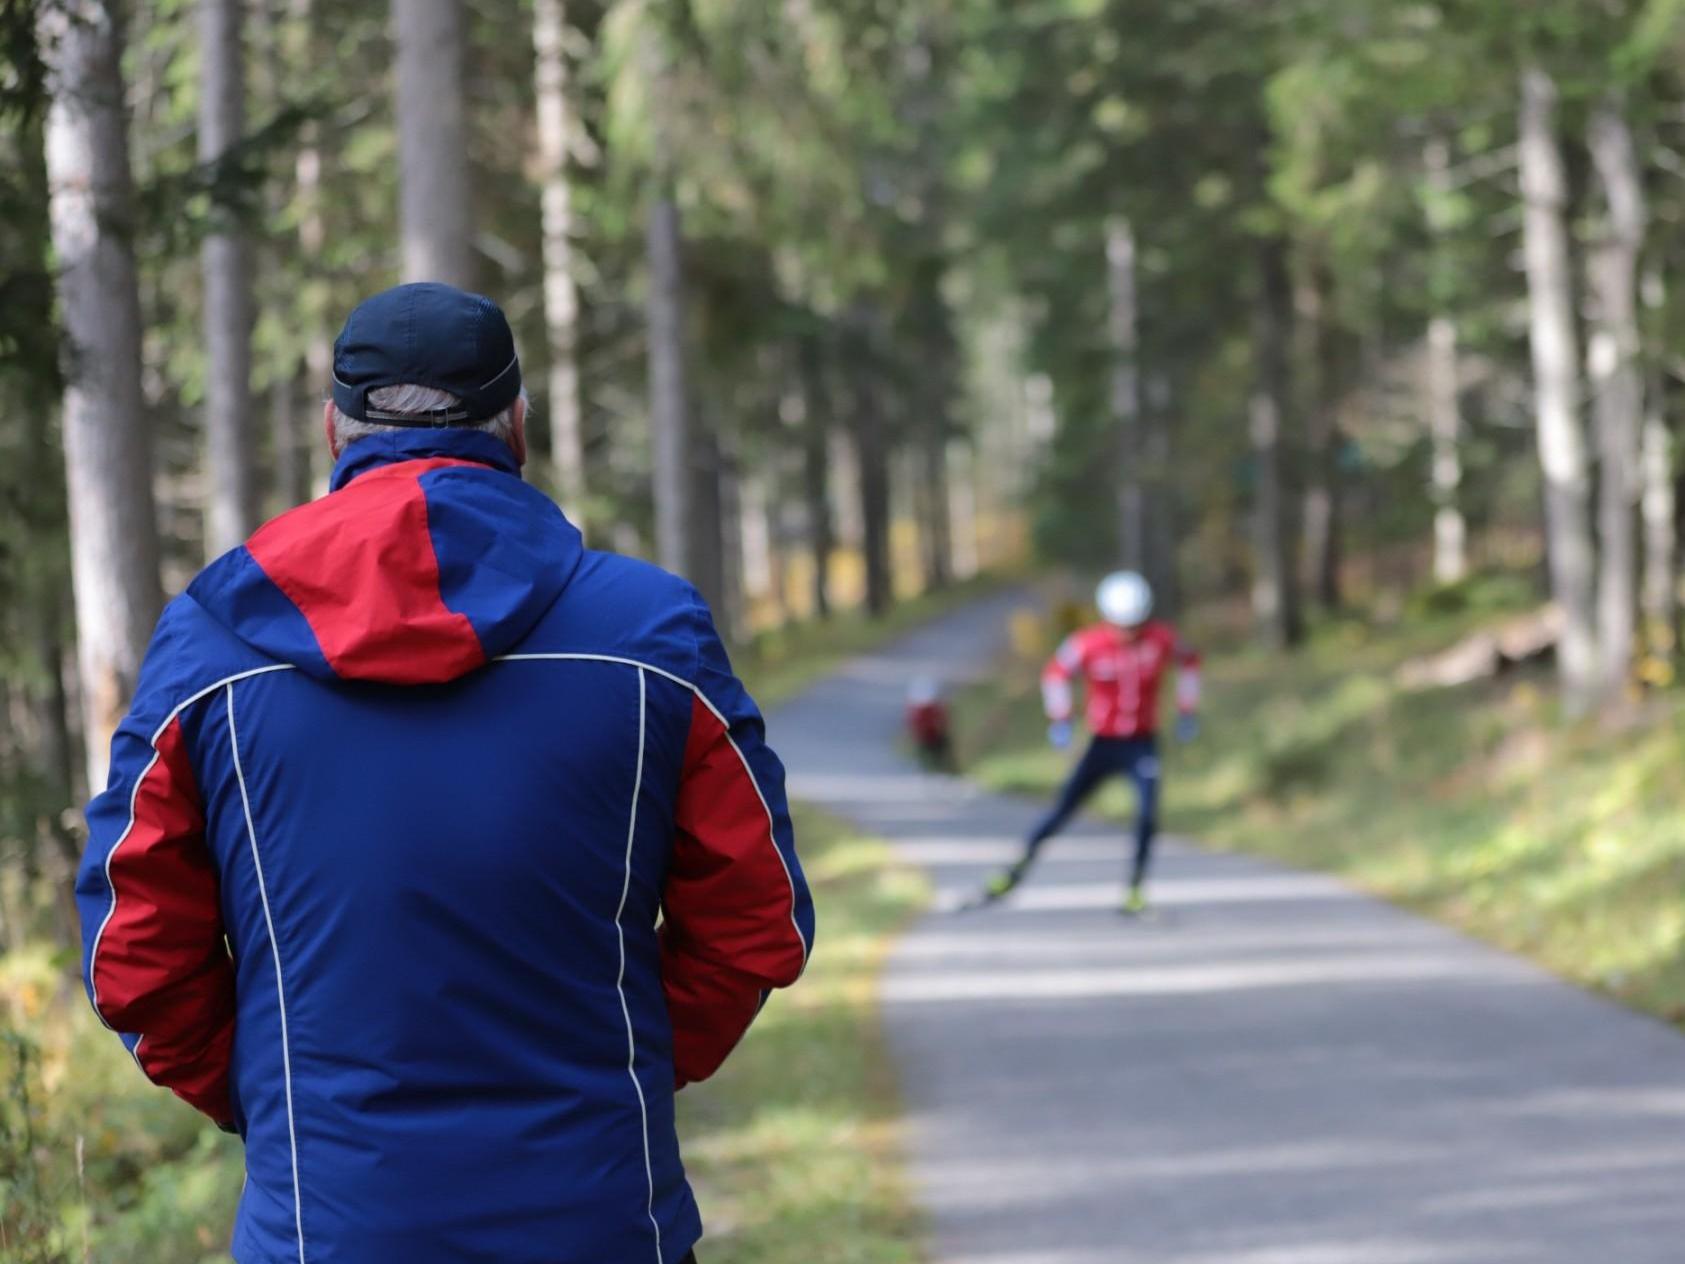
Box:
984 865 1024 901
1122 885 1147 916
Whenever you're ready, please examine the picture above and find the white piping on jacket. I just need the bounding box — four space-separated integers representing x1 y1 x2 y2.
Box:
87 663 295 1032
497 652 809 972
614 668 664 1263
227 684 308 1264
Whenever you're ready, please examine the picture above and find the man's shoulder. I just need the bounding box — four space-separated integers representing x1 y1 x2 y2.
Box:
127 590 285 735
515 549 707 684
576 549 694 595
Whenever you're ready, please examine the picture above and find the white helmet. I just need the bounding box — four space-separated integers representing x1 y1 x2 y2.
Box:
1096 570 1153 628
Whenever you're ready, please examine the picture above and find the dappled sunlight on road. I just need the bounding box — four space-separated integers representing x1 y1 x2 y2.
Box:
880 950 1522 1004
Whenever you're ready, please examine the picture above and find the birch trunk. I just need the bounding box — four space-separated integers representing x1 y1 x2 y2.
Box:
40 0 166 790
1107 217 1145 570
200 0 258 555
392 0 474 286
1426 316 1468 585
1423 134 1467 585
1640 266 1676 656
532 0 587 521
1299 266 1342 609
1519 66 1599 712
1250 236 1303 649
1586 94 1647 698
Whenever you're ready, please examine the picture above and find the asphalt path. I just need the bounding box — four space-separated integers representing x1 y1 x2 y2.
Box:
769 589 1685 1263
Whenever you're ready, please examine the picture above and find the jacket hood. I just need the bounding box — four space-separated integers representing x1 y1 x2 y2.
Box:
189 430 583 684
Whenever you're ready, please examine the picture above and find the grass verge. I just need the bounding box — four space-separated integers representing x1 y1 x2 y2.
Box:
676 804 929 1263
954 591 1685 1028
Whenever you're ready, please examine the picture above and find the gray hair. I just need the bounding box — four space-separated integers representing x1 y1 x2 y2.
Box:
331 383 525 451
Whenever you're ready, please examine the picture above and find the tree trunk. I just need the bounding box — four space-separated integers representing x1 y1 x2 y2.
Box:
1586 93 1647 699
919 434 952 591
1423 134 1468 586
1299 265 1342 610
1249 236 1303 649
902 257 956 591
741 469 785 625
270 370 308 510
1144 372 1180 617
32 602 81 869
290 0 331 495
40 0 166 790
253 0 306 515
849 306 893 618
392 0 474 286
21 366 82 866
1107 217 1146 571
799 332 833 619
949 442 981 581
709 433 738 640
901 258 955 591
199 0 258 555
1519 65 1599 712
1425 315 1468 585
1640 266 1677 658
646 191 693 581
532 0 587 522
902 22 954 592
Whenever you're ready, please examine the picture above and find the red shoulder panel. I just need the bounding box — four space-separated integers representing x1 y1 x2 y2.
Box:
246 459 485 683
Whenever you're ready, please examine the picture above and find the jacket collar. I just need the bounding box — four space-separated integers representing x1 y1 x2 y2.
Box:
330 428 522 492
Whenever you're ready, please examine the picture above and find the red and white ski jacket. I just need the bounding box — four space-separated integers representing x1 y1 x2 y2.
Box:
1041 620 1201 738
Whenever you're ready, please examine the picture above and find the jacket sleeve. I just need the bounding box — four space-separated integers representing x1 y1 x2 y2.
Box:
1169 626 1203 713
77 642 236 1126
660 596 815 1088
1041 632 1084 721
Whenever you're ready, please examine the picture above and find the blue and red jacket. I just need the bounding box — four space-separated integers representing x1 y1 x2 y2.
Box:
76 428 814 1264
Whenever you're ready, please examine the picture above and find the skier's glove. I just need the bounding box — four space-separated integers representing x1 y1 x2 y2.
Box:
1048 720 1073 750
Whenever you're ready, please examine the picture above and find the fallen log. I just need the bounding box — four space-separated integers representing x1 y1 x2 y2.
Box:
1396 606 1562 691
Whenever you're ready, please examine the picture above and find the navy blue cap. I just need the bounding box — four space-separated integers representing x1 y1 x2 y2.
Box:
331 283 522 426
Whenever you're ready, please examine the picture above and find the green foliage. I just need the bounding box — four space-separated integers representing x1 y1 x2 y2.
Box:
0 947 242 1263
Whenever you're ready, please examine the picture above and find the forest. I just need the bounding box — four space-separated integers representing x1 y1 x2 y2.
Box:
7 0 1685 1259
